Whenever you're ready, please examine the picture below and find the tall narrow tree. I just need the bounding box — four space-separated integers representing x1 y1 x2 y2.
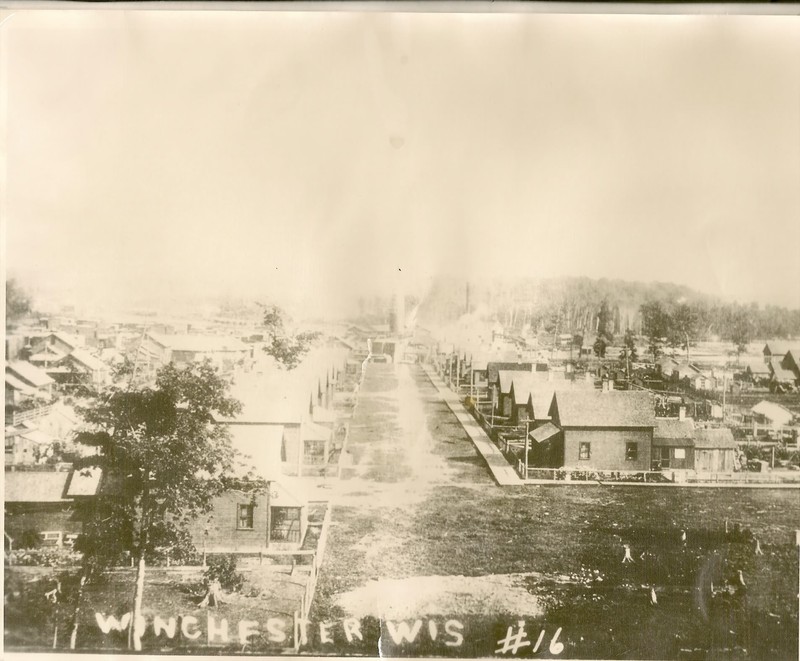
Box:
74 361 241 650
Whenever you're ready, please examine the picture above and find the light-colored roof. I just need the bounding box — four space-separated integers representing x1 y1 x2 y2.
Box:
525 378 594 420
69 348 108 373
5 372 38 395
302 421 331 442
228 424 284 481
693 428 738 450
496 368 536 394
509 373 546 405
5 471 70 503
270 479 305 507
312 407 337 424
751 400 794 425
529 422 560 443
17 428 56 445
32 332 82 350
28 346 68 362
148 332 248 353
653 419 696 447
673 363 701 377
743 359 770 375
763 342 800 357
769 359 797 382
6 360 55 388
66 466 103 497
553 390 655 428
488 362 533 385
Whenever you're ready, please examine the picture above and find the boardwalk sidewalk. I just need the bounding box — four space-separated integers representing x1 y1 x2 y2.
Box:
422 365 522 486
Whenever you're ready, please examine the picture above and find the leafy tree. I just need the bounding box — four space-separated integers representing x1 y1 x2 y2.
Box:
669 302 698 362
729 308 752 361
592 335 608 359
74 360 241 650
640 300 671 363
618 329 639 375
260 304 320 370
6 278 33 321
593 299 614 358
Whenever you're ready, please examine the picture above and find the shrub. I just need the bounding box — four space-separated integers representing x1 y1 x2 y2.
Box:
19 529 41 549
203 555 244 593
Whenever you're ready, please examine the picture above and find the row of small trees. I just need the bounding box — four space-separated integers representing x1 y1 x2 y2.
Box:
571 299 751 365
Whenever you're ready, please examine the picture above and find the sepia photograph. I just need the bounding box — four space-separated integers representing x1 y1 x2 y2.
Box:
3 4 800 659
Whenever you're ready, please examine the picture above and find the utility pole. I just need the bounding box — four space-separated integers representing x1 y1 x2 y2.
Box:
722 372 727 422
524 419 530 479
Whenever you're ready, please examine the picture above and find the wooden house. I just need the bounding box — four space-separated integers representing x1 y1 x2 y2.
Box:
4 467 102 548
652 418 695 470
139 332 250 375
693 428 738 473
189 429 308 553
548 390 655 471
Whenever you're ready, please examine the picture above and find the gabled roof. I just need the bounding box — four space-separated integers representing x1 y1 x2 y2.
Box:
751 400 794 424
5 470 71 503
653 419 696 447
148 332 248 353
526 377 593 420
28 346 68 362
229 424 284 481
672 363 701 378
509 372 562 406
68 349 108 373
5 372 39 395
312 406 337 424
66 466 103 497
763 342 799 357
693 428 738 450
769 359 797 382
529 422 560 443
6 360 55 388
301 421 331 442
497 370 523 395
32 332 82 351
553 390 655 428
488 362 533 384
784 349 800 371
743 359 770 375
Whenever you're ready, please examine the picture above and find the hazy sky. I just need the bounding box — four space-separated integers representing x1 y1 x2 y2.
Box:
4 9 800 316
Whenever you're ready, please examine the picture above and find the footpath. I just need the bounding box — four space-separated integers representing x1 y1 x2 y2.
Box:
422 365 523 486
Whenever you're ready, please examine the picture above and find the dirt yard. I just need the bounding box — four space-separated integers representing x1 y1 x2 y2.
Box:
311 362 800 659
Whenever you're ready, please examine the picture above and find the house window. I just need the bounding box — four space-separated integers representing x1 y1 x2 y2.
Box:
579 442 591 460
304 440 327 465
271 507 301 543
674 448 686 459
237 504 254 530
626 442 638 461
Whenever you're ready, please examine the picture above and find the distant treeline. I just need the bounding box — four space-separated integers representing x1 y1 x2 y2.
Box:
417 276 800 342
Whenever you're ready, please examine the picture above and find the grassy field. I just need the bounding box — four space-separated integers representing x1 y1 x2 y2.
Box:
310 364 800 659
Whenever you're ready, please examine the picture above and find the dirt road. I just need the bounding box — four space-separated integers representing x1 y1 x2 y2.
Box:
311 362 800 659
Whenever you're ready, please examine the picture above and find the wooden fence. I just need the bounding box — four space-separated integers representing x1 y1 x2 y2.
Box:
517 464 671 484
292 501 332 652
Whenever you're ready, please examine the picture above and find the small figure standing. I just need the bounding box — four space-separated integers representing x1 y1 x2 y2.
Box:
754 538 764 556
622 544 634 564
680 529 687 545
649 586 658 606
